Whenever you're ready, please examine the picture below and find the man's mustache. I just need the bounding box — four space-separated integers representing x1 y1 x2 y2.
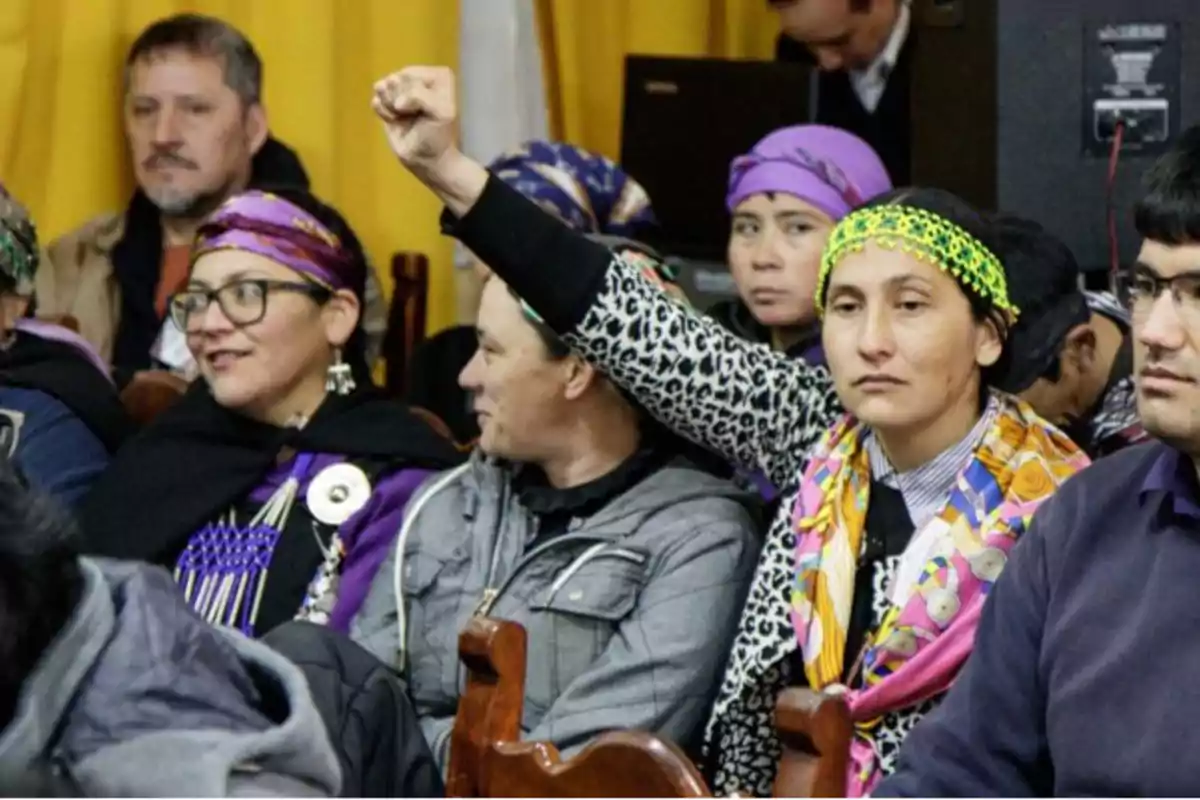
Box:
144 152 198 170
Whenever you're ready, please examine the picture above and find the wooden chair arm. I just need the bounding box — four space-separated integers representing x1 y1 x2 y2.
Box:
773 687 853 798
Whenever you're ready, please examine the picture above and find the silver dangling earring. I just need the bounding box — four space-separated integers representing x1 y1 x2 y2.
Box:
326 348 356 396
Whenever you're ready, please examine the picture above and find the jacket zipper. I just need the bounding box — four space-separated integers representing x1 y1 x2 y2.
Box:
473 531 619 618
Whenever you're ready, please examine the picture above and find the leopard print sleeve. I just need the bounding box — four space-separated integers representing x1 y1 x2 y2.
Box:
563 255 843 489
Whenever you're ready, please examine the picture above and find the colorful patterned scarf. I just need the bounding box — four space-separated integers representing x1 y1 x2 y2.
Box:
790 393 1088 795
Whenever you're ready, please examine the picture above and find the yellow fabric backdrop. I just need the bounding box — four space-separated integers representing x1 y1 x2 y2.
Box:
0 1 779 336
536 0 781 160
0 0 461 333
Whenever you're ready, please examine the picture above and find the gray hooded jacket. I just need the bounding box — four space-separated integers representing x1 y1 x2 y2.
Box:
0 558 341 797
351 451 761 770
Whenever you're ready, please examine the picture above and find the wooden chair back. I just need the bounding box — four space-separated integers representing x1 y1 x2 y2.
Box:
382 251 430 396
119 370 187 427
446 617 527 797
481 732 708 798
449 617 854 797
773 687 853 798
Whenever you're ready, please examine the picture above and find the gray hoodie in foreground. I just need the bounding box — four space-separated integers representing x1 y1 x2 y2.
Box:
0 557 341 797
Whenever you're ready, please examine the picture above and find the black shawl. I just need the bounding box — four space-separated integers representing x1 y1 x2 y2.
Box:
79 382 466 565
0 332 132 453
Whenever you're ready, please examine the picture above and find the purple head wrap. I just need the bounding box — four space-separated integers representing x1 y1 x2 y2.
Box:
193 191 355 290
726 125 893 220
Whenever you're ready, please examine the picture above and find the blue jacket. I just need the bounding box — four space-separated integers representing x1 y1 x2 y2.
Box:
0 386 108 509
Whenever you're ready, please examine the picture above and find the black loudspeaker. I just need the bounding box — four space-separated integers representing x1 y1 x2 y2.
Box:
909 0 1196 275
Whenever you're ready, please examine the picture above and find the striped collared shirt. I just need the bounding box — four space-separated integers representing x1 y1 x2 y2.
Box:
864 393 1001 529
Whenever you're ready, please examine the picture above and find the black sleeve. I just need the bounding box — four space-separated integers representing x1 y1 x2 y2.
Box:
440 173 612 334
442 170 840 487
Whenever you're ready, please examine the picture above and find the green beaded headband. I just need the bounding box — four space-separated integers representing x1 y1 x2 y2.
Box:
815 204 1019 321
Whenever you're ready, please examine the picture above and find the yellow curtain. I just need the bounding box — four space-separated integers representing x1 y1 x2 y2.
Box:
536 0 781 160
0 0 461 334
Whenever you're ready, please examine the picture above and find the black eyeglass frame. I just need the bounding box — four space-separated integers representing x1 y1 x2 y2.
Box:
168 278 332 332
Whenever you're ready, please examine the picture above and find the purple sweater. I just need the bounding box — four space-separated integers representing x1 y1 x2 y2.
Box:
877 441 1200 796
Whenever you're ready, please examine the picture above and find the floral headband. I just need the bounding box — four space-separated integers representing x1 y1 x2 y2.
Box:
815 204 1019 321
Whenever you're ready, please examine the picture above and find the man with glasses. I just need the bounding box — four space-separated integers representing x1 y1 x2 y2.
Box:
875 125 1200 796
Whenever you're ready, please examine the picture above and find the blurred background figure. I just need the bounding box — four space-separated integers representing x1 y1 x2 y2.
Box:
0 186 129 510
0 455 341 796
994 213 1145 457
772 0 912 183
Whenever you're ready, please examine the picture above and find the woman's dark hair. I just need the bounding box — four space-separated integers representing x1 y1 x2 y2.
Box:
1134 124 1200 246
834 186 1013 389
251 185 373 384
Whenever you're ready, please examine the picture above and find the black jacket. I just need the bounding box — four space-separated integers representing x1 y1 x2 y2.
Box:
262 621 445 798
775 31 913 185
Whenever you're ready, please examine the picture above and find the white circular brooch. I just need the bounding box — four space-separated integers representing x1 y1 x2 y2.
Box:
306 463 372 526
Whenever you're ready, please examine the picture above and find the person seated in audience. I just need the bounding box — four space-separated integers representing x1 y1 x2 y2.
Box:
371 66 1089 796
872 124 1200 797
711 125 891 501
0 187 129 509
36 13 388 380
79 188 464 639
352 246 761 771
710 124 892 364
404 139 658 444
0 457 340 796
994 214 1145 457
772 0 913 184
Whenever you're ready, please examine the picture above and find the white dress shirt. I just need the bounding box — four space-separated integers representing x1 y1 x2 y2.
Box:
848 0 912 113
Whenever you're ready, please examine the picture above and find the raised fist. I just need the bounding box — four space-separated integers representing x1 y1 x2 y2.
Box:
372 66 458 172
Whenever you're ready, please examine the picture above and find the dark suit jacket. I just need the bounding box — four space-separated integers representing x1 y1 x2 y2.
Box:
776 32 913 185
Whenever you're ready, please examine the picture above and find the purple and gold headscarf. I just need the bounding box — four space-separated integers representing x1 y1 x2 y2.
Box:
193 190 356 291
489 141 656 238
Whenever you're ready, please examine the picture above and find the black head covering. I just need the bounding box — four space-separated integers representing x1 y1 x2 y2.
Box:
990 213 1092 393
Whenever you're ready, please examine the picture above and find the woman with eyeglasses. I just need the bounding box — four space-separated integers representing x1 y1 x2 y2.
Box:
79 188 464 639
711 125 893 365
373 66 1090 796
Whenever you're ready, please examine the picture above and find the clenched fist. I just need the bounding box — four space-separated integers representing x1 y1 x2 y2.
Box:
372 66 459 174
